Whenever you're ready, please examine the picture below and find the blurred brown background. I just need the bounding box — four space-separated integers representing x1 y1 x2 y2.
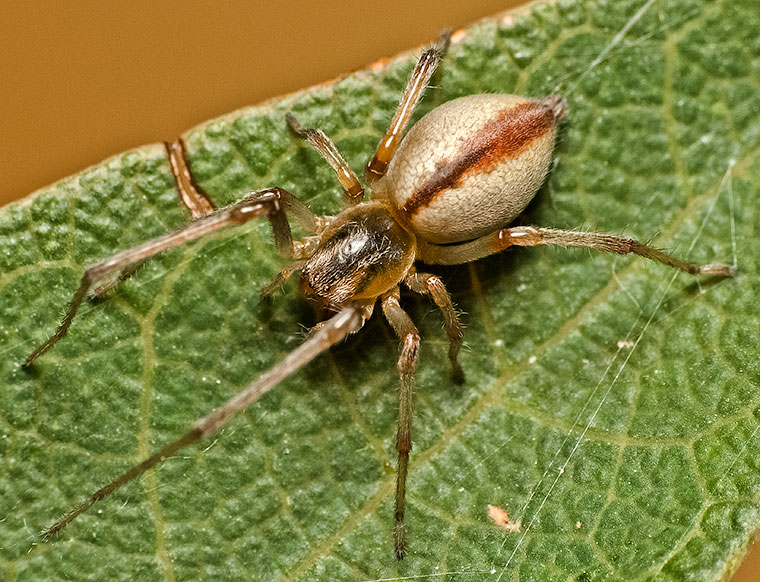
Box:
1 0 520 205
0 1 757 579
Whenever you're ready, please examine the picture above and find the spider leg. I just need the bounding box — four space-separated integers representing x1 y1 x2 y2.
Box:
365 30 451 184
167 137 324 233
261 258 308 296
417 226 735 276
25 187 308 366
404 272 464 383
165 139 216 218
90 259 146 296
286 113 364 206
381 286 421 559
42 302 367 539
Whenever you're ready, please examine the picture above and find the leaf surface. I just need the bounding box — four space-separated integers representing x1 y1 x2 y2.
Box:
1 0 759 580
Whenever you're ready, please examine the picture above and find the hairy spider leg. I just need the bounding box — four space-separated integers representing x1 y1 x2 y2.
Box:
286 113 365 205
24 187 316 367
417 225 735 275
165 138 216 218
43 303 368 539
169 137 323 236
404 271 464 383
380 286 420 559
365 30 451 184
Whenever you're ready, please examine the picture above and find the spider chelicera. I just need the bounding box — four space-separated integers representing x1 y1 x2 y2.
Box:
26 31 732 558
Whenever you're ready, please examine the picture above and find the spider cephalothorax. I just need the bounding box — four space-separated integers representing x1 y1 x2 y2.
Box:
27 31 731 559
299 203 416 309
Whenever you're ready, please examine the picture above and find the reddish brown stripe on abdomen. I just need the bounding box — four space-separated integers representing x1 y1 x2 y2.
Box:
402 101 555 216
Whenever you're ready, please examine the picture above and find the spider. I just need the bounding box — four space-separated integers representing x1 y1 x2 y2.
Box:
25 31 732 559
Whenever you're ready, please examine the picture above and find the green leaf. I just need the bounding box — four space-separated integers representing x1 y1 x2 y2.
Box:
1 0 759 580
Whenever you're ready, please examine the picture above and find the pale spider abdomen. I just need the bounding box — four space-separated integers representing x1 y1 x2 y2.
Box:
377 94 565 244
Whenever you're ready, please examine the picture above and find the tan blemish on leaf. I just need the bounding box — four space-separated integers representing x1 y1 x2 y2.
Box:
488 504 521 532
